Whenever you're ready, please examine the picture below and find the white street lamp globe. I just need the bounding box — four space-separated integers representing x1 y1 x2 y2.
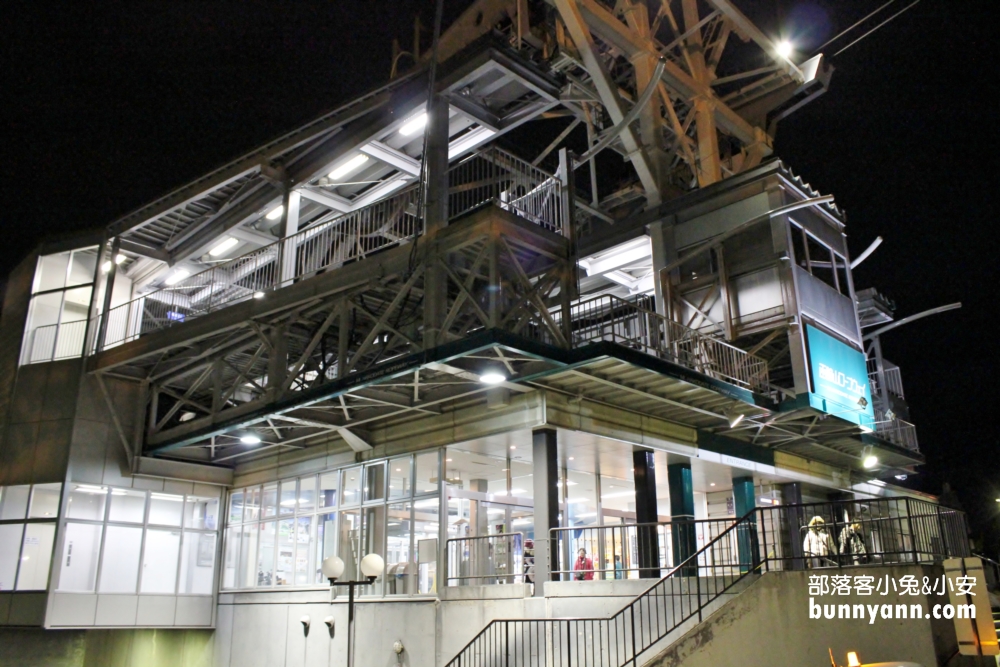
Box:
322 556 345 581
359 553 385 579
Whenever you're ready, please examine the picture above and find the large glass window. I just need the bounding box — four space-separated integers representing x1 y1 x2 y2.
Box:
178 532 217 595
221 452 441 595
98 525 143 593
21 247 99 365
59 523 103 592
0 484 61 591
140 529 181 593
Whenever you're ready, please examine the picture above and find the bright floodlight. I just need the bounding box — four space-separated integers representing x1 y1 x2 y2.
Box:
209 237 239 257
862 454 878 469
329 154 369 180
266 205 285 221
321 555 345 581
240 433 262 445
101 254 127 273
164 269 190 286
776 40 793 58
479 372 507 385
253 291 265 299
360 553 385 579
399 112 428 136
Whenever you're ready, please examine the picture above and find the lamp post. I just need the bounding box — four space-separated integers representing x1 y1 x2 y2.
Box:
322 554 385 667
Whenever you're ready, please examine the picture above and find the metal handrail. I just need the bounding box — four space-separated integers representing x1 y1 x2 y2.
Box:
21 319 89 365
447 532 525 585
443 497 970 667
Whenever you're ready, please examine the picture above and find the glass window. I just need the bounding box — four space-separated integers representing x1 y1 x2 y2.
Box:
386 503 413 595
28 483 62 518
565 470 599 526
293 517 313 586
17 523 56 590
316 512 337 585
318 473 338 509
600 475 635 514
342 469 361 506
109 488 147 523
58 523 103 592
338 509 362 581
257 522 276 587
229 490 244 524
148 492 183 526
509 459 533 500
178 532 216 595
275 519 294 586
362 505 386 594
415 452 439 496
66 484 108 521
98 525 143 593
388 457 412 500
0 524 25 590
238 525 258 589
223 526 240 589
364 464 386 503
185 496 219 530
298 476 317 515
278 481 296 516
245 486 261 522
412 500 439 594
1 485 31 520
140 529 181 594
34 251 71 292
262 483 278 519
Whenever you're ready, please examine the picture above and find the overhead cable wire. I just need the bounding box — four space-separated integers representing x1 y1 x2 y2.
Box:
813 0 898 54
832 0 922 57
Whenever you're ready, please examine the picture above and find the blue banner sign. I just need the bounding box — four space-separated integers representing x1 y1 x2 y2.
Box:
805 324 875 430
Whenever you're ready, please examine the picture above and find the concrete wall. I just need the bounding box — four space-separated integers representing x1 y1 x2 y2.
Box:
645 565 972 667
0 627 213 667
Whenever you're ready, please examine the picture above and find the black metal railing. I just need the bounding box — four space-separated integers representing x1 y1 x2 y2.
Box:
444 498 969 667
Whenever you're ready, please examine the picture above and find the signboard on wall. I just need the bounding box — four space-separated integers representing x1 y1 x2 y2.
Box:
805 323 875 430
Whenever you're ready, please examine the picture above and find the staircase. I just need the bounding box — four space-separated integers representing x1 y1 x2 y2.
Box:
444 497 970 667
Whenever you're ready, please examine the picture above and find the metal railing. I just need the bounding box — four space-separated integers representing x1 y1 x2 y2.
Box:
568 294 771 392
551 519 736 579
444 498 969 667
21 319 89 365
874 407 919 451
867 359 905 399
447 533 525 586
98 146 566 349
448 146 565 235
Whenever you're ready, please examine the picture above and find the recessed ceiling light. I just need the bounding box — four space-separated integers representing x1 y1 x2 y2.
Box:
240 434 261 445
164 269 190 286
209 237 240 257
710 483 716 487
480 372 507 385
446 458 453 462
253 291 265 299
329 154 369 180
266 205 284 221
399 112 428 136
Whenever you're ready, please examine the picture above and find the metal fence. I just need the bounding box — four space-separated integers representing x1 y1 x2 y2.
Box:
447 533 525 585
21 319 89 364
448 146 565 235
568 294 771 392
550 519 736 580
874 407 919 452
444 498 969 667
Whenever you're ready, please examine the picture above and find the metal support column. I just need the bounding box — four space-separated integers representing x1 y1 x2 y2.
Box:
531 428 559 596
732 475 758 573
279 190 301 286
632 449 661 578
667 462 697 575
781 482 806 570
95 236 121 353
423 94 450 349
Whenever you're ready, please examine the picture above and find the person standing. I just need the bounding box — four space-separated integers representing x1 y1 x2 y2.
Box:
574 548 594 581
613 555 624 579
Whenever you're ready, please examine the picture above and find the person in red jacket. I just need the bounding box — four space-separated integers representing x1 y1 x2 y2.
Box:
573 548 595 581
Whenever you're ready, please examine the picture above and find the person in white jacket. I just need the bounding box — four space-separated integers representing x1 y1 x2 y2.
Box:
803 516 836 568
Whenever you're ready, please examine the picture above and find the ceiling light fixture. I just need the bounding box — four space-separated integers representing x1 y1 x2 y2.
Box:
240 433 262 445
164 269 190 286
266 205 285 221
725 409 745 429
329 154 369 180
479 372 507 385
776 40 794 59
101 254 127 272
253 291 265 299
861 445 878 469
399 112 428 136
209 237 240 257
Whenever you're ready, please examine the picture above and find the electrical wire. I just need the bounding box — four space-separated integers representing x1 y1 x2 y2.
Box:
814 0 898 54
832 0 922 57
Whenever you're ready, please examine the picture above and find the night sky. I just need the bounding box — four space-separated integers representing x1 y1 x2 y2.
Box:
2 2 996 549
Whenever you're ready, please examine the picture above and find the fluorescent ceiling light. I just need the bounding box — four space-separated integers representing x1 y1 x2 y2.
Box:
601 491 634 499
266 205 285 221
253 291 265 299
512 518 533 525
574 512 597 518
565 497 588 504
150 492 183 501
508 488 526 496
867 479 886 487
75 485 107 494
240 434 262 445
209 237 239 257
479 372 506 385
329 154 369 180
164 269 190 286
399 112 428 136
413 499 438 508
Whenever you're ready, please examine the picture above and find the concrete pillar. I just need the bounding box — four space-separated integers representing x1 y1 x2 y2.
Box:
667 462 697 574
632 449 660 578
732 475 758 573
422 94 450 349
781 482 805 570
531 428 559 596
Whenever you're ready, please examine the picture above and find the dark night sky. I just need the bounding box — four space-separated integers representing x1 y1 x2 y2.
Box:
2 2 997 547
